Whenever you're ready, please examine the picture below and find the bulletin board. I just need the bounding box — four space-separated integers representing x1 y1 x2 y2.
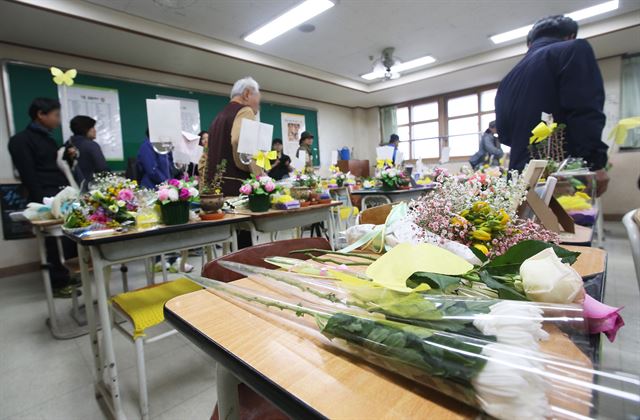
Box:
4 62 320 170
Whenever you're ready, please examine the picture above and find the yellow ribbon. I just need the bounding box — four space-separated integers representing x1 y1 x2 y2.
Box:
529 121 557 144
608 116 640 145
253 150 277 170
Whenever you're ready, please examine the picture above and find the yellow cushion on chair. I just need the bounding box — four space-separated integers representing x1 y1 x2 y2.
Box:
111 278 202 338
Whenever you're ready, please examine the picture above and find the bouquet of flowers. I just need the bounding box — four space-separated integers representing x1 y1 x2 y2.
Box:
64 174 139 228
189 273 637 420
410 169 556 257
377 167 410 190
156 176 199 205
362 177 376 189
292 172 320 189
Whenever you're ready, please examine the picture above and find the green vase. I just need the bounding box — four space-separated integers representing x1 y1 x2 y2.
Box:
248 194 271 212
161 201 190 225
381 182 397 191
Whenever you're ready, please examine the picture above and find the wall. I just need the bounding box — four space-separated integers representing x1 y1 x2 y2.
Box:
0 43 364 270
597 56 640 217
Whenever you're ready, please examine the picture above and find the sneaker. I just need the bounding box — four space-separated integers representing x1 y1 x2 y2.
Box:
53 286 82 299
154 261 171 273
171 257 194 273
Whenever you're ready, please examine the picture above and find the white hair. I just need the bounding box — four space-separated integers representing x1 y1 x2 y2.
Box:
230 77 260 99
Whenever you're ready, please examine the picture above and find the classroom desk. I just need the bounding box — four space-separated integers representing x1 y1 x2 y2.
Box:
26 219 87 339
350 186 433 209
234 201 341 250
165 245 606 420
65 214 250 420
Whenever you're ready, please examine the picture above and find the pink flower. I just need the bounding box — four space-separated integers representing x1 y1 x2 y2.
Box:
179 188 190 200
239 184 252 195
117 189 134 202
583 294 625 342
157 189 170 202
168 179 180 187
264 181 275 193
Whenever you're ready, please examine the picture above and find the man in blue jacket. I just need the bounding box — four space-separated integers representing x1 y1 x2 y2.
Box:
495 15 609 196
136 130 174 189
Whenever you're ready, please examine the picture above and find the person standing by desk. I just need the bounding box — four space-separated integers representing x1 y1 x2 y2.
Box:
469 121 503 169
8 98 76 297
204 77 262 196
296 131 314 171
495 15 609 196
387 133 400 165
63 115 110 190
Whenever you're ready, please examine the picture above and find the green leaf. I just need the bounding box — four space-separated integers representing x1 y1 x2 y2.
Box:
410 272 461 294
486 240 580 275
478 270 528 301
468 246 488 263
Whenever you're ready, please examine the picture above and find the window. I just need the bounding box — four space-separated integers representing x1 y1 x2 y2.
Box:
392 85 500 161
396 101 440 159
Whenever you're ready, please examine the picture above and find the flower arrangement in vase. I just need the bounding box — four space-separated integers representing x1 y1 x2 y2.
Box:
377 167 410 191
200 159 227 219
239 174 279 212
290 172 319 201
156 177 199 225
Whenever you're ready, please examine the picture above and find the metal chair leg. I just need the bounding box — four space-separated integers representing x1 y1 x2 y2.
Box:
120 264 129 292
134 337 150 420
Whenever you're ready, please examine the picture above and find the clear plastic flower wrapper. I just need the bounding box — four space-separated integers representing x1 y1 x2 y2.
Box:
217 260 588 352
188 274 640 420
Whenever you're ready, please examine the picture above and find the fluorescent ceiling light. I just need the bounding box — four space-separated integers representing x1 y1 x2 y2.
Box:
490 0 619 44
361 55 436 80
244 0 334 46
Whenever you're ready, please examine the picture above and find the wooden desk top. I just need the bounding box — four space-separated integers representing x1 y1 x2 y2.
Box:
64 213 251 246
563 245 606 277
165 245 603 419
28 219 64 227
233 201 341 218
350 186 434 195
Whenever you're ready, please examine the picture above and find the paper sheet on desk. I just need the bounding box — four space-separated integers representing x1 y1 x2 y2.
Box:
238 119 273 155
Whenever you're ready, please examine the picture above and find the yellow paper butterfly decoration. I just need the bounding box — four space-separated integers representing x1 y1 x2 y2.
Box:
50 67 77 86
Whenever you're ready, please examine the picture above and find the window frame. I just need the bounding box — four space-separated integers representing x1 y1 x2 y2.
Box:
390 83 499 163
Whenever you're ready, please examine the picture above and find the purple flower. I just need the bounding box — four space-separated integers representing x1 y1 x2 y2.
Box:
179 188 190 200
168 179 181 187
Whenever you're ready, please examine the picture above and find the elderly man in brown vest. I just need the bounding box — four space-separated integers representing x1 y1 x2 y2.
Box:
204 77 262 196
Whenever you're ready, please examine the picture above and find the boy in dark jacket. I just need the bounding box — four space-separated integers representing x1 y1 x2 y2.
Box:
8 98 76 297
65 115 109 189
495 15 609 196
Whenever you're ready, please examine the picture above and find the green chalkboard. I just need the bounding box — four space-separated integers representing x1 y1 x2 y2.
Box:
6 63 319 171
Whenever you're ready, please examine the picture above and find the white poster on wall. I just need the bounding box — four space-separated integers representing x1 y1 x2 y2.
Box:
58 85 124 160
280 113 306 157
156 95 201 136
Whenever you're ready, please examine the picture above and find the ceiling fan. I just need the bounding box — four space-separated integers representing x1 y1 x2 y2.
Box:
362 48 436 81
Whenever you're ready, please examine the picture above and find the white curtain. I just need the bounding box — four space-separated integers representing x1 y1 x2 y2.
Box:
621 55 640 148
379 106 397 145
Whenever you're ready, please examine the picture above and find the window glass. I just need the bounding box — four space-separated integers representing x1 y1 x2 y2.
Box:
397 141 410 161
411 122 439 140
447 94 478 117
412 139 440 159
411 102 438 122
480 113 496 132
449 134 480 157
397 126 410 141
480 89 497 112
396 107 409 126
448 116 479 136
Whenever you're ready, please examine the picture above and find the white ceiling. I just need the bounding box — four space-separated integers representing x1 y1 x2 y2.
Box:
0 0 639 107
82 0 639 81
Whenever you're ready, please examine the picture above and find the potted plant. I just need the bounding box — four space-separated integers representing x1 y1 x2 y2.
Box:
156 177 199 225
378 167 410 191
290 172 318 202
240 174 279 212
200 159 227 220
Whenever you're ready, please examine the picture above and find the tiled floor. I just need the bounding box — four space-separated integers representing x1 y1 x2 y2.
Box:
0 222 638 419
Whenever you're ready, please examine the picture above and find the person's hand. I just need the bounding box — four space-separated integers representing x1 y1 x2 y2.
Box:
273 159 280 167
594 168 609 197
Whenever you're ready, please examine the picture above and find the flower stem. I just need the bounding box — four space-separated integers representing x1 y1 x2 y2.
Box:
290 249 378 261
306 254 370 266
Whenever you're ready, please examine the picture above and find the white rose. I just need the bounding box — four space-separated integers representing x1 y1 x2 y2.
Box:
520 248 583 304
188 187 199 198
388 169 397 177
167 188 179 202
